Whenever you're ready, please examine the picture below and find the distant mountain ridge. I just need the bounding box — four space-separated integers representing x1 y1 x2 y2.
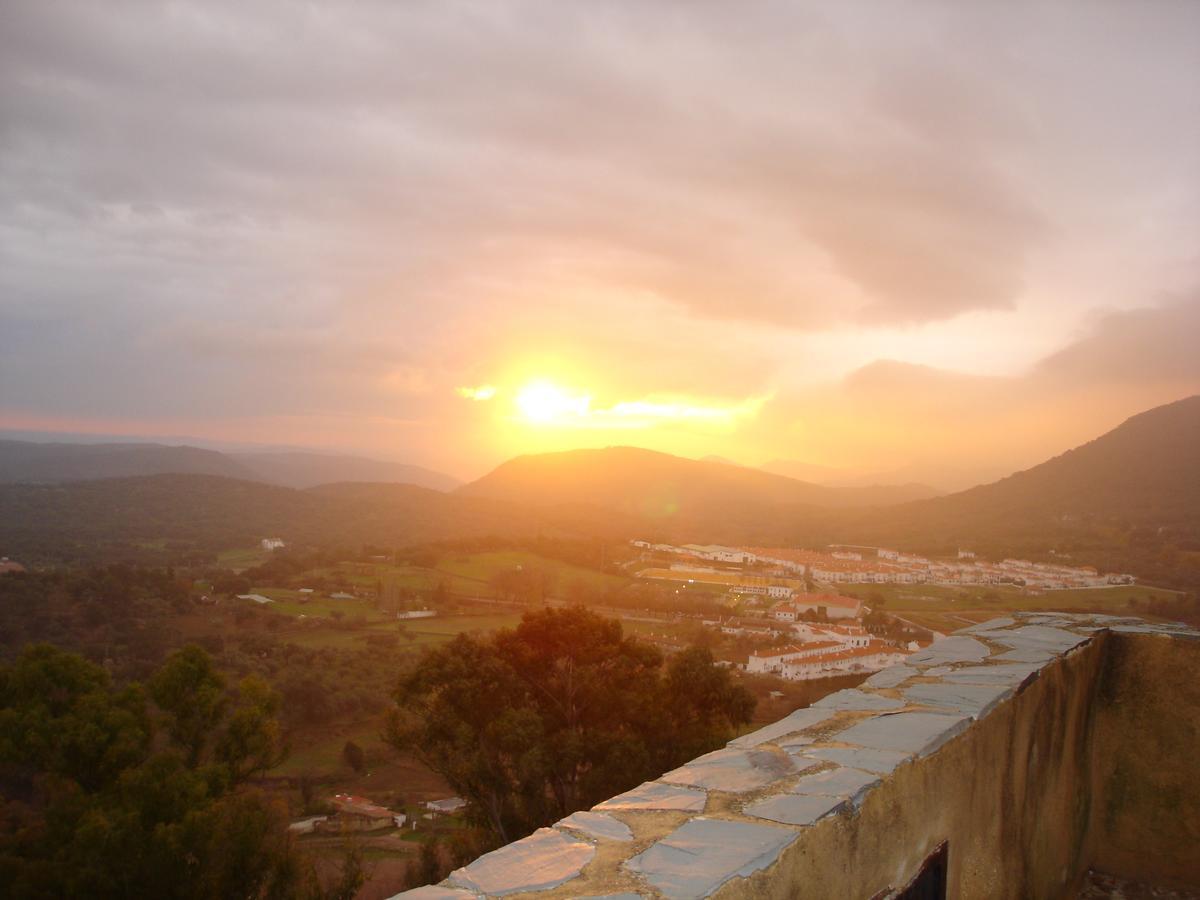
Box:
0 473 634 566
457 446 939 513
230 451 461 491
0 440 254 482
761 458 977 495
0 439 459 492
1 396 1196 589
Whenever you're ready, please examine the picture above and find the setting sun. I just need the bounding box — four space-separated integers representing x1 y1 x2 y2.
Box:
514 381 590 424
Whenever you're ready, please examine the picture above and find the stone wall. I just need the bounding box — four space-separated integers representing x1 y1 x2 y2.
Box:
394 613 1200 899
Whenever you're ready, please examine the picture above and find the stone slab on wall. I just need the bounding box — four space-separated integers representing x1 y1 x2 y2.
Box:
392 614 1200 900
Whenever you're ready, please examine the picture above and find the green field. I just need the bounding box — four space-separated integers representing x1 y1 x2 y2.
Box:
829 581 1186 635
281 611 525 651
309 550 632 604
217 546 272 571
838 581 1181 613
433 551 630 593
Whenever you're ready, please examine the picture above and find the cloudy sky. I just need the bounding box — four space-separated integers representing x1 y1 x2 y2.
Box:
2 1 1198 485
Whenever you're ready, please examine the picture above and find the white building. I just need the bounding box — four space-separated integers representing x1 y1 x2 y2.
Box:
236 593 274 605
747 642 843 674
681 544 757 564
261 538 285 551
779 641 908 681
792 622 872 648
789 594 863 620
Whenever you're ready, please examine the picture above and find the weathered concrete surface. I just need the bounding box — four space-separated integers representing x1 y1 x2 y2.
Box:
902 681 1013 717
811 689 905 712
593 781 706 812
906 635 990 665
940 662 1040 685
790 766 880 803
863 665 916 688
1086 631 1200 889
624 818 795 898
660 747 798 793
975 624 1090 655
726 707 832 749
716 636 1109 900
448 828 594 896
805 745 911 775
744 791 846 826
832 711 972 756
403 615 1200 900
555 811 633 842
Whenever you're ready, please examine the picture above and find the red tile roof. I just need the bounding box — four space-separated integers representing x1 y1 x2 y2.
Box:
750 641 842 658
783 641 903 665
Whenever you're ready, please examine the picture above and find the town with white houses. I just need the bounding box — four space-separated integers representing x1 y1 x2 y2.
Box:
632 541 1134 590
630 540 1136 683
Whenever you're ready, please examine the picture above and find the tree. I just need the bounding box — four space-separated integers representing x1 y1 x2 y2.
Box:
149 644 228 767
406 838 450 890
387 607 754 844
432 581 450 606
215 674 287 783
662 646 755 762
342 740 366 774
0 644 313 899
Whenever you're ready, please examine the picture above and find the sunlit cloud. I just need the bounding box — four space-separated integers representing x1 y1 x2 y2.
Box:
599 395 769 429
471 378 769 431
456 384 497 401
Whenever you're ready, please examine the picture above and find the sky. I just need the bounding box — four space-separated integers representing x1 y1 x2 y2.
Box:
2 1 1198 487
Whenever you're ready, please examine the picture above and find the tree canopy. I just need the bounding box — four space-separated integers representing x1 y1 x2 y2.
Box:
0 643 305 899
386 606 754 843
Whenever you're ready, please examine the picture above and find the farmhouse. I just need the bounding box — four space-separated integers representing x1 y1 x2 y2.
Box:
235 593 274 605
790 593 862 620
316 794 403 833
426 797 467 814
772 593 862 621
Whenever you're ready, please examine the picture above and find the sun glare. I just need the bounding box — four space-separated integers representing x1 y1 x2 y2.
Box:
514 381 590 424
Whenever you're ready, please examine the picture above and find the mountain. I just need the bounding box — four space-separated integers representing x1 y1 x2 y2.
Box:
0 439 460 492
458 446 944 514
0 474 635 566
762 458 967 495
0 440 254 483
2 397 1196 586
857 394 1200 550
229 451 460 491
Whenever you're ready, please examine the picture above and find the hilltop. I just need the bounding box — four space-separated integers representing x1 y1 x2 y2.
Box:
458 446 937 514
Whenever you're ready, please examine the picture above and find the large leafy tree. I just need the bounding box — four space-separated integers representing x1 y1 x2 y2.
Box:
0 644 306 899
387 606 754 843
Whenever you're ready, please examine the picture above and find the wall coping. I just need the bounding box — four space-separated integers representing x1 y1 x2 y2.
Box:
393 613 1199 899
